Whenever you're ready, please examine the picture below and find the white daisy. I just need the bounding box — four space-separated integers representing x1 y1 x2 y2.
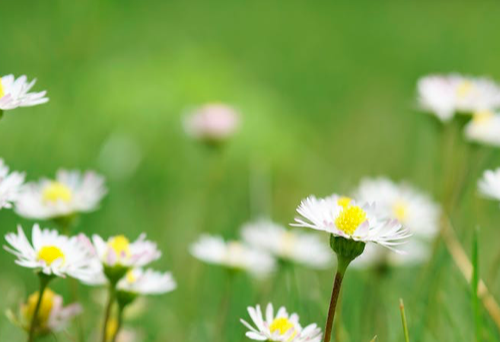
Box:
417 74 500 121
117 268 176 295
4 224 100 283
183 103 240 143
478 168 500 202
241 220 332 269
190 234 276 278
292 195 410 252
0 74 48 111
464 110 500 147
0 159 25 210
15 169 107 220
7 288 81 335
240 303 322 342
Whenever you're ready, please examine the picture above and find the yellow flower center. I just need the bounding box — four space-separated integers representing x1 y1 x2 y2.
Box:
337 196 352 208
280 231 296 256
270 317 296 338
108 235 131 259
22 289 56 329
393 201 408 221
106 318 118 342
335 205 367 236
38 246 65 266
0 78 4 99
456 80 474 98
42 182 73 203
472 110 494 124
126 270 137 283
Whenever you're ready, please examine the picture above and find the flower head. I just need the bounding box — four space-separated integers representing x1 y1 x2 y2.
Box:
0 74 48 111
241 220 332 269
478 168 500 203
15 169 107 220
117 268 176 296
292 195 410 252
240 303 322 342
0 159 25 210
183 103 240 143
4 224 100 283
464 110 500 147
190 234 275 278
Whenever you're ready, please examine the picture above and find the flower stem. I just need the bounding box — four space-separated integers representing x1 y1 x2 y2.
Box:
28 274 52 342
399 299 410 342
323 259 349 342
111 305 124 342
101 285 116 342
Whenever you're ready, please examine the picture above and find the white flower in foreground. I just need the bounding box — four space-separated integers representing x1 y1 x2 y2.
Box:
241 303 322 342
190 234 275 278
15 169 107 220
478 168 500 203
242 220 332 269
0 74 48 111
7 288 81 335
4 224 99 283
0 159 25 210
117 268 176 295
417 74 500 121
183 103 240 143
465 111 500 147
292 195 410 252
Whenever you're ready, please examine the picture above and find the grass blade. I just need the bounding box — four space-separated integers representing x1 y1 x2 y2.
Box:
472 227 482 342
400 298 410 342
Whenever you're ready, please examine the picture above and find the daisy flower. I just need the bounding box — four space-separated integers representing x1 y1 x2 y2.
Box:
7 288 81 335
292 195 411 252
15 169 107 220
4 224 100 283
464 110 500 147
0 74 48 111
190 234 276 278
0 158 25 210
183 103 240 143
478 168 500 203
241 220 332 269
240 303 322 342
117 268 176 295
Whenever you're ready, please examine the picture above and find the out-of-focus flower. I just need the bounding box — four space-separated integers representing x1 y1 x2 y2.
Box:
464 110 500 147
0 74 48 111
98 133 142 181
478 168 500 203
417 74 500 122
190 234 275 278
4 224 99 283
292 195 410 252
241 219 332 269
0 159 25 210
15 170 107 220
117 268 176 295
7 288 81 336
183 103 240 144
240 303 322 342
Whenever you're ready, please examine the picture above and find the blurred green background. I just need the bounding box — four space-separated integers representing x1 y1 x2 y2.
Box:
1 0 500 341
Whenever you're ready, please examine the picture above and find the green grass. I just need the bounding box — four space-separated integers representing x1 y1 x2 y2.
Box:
1 0 500 341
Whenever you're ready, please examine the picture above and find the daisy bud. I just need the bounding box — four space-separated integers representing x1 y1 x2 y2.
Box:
330 235 365 265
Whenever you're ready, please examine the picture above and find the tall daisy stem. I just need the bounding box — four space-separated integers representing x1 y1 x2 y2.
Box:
101 285 116 342
323 259 349 342
28 274 52 342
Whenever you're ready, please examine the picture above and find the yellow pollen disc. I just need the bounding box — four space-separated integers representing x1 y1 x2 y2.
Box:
42 182 73 203
126 270 137 283
456 81 473 98
472 110 494 124
22 289 56 329
335 205 367 236
281 231 296 256
38 246 65 266
337 197 352 208
108 235 131 259
0 78 4 99
393 201 408 221
106 318 118 342
270 317 296 338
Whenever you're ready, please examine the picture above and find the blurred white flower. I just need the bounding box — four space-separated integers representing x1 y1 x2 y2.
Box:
417 74 500 121
15 169 107 220
292 195 410 252
183 103 240 143
4 224 100 283
478 168 500 203
241 219 332 269
464 110 500 147
240 303 322 342
117 268 176 295
0 159 25 210
190 234 275 278
0 74 48 111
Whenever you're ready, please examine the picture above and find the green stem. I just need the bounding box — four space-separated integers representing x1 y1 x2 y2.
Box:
215 270 234 342
28 274 52 342
111 305 124 342
399 299 410 342
323 259 349 342
101 285 116 342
